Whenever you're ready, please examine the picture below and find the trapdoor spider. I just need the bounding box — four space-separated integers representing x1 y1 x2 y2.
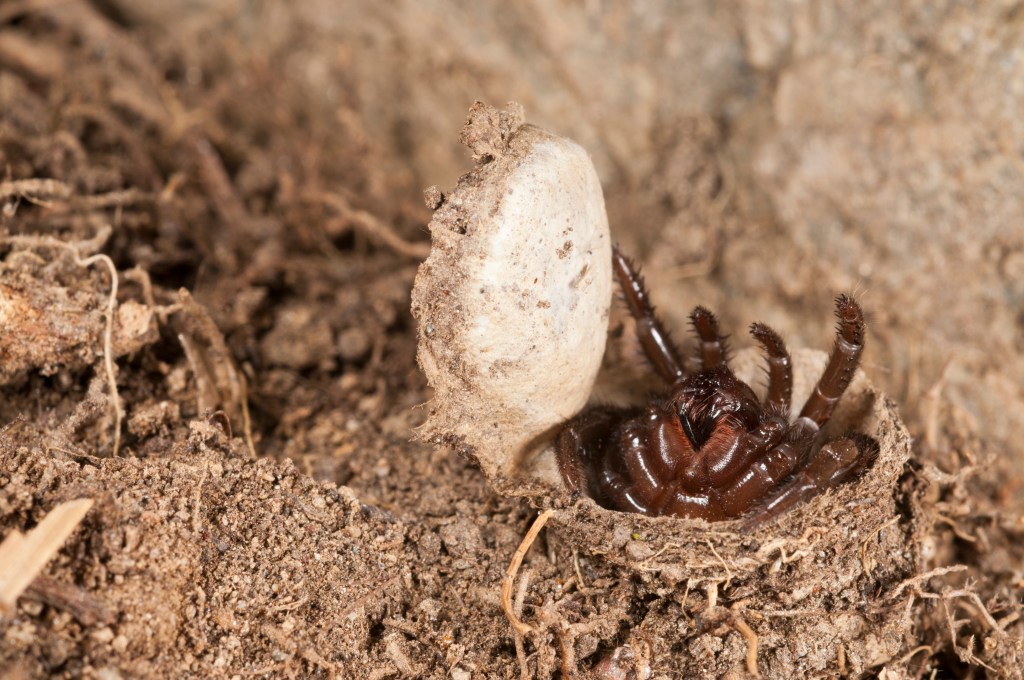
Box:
556 248 878 529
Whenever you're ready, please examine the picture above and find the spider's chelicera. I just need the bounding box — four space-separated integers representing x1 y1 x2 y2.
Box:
556 247 879 530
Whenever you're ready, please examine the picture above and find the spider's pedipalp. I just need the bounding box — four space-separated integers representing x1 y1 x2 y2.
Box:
750 322 792 416
799 294 865 427
612 246 686 384
689 305 729 369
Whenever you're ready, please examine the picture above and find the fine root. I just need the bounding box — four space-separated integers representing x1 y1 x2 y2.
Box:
309 190 431 261
514 567 534 680
887 564 968 601
502 509 555 636
730 614 760 678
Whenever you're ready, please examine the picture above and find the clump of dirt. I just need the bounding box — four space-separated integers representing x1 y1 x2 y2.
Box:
0 420 412 677
0 1 1022 678
0 238 154 385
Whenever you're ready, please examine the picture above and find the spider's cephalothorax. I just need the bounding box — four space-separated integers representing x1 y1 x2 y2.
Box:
556 247 879 530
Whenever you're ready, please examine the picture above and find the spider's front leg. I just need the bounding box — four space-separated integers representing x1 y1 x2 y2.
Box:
555 407 623 498
660 423 813 521
739 434 880 532
712 423 816 518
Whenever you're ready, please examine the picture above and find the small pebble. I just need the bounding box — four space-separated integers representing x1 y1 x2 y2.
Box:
111 635 128 653
91 627 115 644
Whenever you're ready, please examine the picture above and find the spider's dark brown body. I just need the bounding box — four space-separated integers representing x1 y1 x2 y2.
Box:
556 248 878 530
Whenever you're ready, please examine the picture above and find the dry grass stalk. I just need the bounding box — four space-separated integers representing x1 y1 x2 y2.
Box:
0 498 94 614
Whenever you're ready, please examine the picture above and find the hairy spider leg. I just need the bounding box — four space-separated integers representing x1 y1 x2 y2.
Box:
712 425 815 518
608 417 668 511
555 407 625 497
597 452 653 514
612 246 686 385
619 404 691 498
689 306 729 369
657 425 816 521
604 405 701 513
750 322 793 417
739 434 880 531
655 488 717 521
799 295 866 426
703 418 788 489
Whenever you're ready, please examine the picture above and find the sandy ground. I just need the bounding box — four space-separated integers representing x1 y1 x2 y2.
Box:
0 1 1022 677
